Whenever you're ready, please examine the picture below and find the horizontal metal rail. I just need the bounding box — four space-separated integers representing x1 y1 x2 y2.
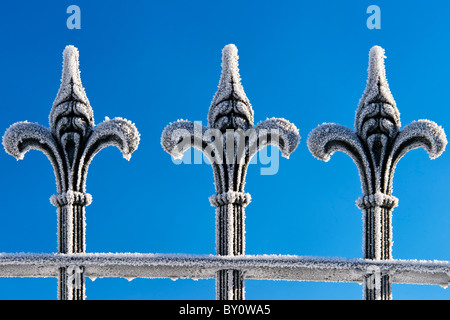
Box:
0 253 448 287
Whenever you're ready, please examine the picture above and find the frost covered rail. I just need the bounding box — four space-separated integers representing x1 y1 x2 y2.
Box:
0 253 448 287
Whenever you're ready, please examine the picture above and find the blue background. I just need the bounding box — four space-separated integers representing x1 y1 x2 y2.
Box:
0 1 448 299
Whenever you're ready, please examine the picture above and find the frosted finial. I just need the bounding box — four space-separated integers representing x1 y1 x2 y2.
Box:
207 44 254 132
50 45 94 130
355 46 401 136
54 46 90 107
4 44 140 194
310 45 446 196
358 46 396 109
163 43 299 165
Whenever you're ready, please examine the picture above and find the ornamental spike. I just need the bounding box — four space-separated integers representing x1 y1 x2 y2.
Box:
54 46 90 107
208 44 254 132
355 46 401 141
359 45 396 109
50 45 94 131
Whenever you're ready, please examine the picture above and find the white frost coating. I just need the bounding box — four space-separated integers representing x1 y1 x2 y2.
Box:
0 253 447 287
356 192 398 210
74 116 140 193
2 121 66 192
307 123 372 195
85 118 139 160
307 123 363 162
227 205 234 256
249 118 300 159
391 119 447 161
209 191 251 207
3 121 58 161
374 207 382 261
161 120 209 160
50 190 93 207
208 44 254 131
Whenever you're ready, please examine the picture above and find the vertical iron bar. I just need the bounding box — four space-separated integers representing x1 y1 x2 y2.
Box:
359 195 396 300
212 192 248 300
52 191 91 300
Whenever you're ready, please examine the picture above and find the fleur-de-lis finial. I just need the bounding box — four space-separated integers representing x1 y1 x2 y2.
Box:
307 46 447 299
3 45 140 195
50 45 94 139
208 44 254 132
2 45 140 300
161 44 300 300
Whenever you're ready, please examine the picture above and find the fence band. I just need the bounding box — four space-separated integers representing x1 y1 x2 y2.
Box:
209 191 251 207
356 192 398 210
50 191 93 207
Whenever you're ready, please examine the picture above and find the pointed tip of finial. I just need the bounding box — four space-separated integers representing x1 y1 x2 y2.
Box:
64 44 79 58
222 43 238 59
218 43 241 95
53 45 90 108
208 44 254 131
369 45 384 56
358 45 396 109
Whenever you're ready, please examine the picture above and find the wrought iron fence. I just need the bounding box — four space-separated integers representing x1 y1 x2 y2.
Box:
1 44 448 300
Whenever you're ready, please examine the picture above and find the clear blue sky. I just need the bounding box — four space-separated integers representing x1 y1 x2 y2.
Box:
0 1 448 300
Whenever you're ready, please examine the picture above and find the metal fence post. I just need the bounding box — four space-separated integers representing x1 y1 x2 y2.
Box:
161 44 300 300
2 45 140 300
307 46 447 300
